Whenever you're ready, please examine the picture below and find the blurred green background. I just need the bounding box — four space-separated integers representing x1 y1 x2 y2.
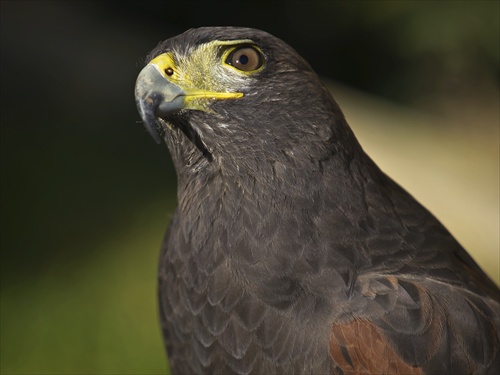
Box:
1 1 498 374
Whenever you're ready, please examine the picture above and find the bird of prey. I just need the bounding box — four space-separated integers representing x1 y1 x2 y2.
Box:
135 27 499 374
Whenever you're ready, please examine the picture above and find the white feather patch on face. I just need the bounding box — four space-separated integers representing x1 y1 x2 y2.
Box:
172 39 261 97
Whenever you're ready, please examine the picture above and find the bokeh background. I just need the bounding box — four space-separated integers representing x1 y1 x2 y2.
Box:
1 1 498 374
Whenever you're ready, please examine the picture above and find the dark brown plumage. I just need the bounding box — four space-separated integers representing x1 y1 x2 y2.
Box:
135 27 500 374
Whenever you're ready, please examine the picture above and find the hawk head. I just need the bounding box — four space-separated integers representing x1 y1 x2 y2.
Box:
135 27 359 182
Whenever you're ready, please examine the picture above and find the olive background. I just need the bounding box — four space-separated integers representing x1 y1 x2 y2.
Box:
1 1 498 374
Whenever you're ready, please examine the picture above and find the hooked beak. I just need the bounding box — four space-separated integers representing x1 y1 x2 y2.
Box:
135 63 185 144
134 53 244 144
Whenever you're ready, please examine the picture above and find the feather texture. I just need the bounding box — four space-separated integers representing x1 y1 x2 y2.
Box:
136 27 500 374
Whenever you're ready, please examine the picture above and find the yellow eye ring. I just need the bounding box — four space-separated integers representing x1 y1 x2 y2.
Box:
224 45 264 73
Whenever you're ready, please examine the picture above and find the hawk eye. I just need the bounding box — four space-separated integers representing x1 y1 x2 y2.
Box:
226 46 263 71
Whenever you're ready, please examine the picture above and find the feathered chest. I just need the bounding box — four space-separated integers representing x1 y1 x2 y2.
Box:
157 186 341 374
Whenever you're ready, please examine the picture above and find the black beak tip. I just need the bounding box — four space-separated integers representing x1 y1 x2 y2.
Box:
145 121 162 145
136 98 163 144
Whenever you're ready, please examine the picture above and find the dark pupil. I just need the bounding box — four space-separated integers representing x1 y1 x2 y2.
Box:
238 54 249 65
227 46 262 71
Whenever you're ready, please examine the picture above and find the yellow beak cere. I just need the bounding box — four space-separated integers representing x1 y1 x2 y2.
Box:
135 52 244 143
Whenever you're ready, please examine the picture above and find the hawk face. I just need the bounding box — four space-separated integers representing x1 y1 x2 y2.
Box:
135 27 350 181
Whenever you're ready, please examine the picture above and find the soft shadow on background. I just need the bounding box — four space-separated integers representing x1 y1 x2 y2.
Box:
1 1 498 374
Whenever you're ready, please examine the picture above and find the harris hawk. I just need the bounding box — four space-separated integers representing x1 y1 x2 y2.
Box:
134 27 500 374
